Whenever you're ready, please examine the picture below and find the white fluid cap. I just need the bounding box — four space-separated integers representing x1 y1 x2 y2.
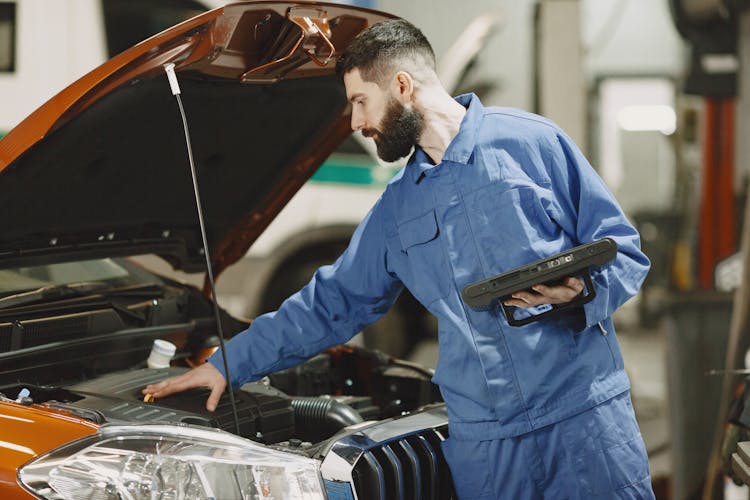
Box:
147 339 176 369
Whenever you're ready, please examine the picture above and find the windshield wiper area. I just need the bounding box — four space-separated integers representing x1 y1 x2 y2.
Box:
0 282 163 310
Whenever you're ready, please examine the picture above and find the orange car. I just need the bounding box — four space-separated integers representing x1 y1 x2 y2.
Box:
0 2 454 499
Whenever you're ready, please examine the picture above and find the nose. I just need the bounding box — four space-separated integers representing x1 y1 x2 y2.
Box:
351 107 365 132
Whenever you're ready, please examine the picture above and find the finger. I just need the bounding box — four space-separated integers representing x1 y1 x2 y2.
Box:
142 380 168 395
534 283 578 302
512 291 537 304
564 277 584 294
535 281 583 304
554 278 583 301
142 380 171 394
206 383 225 412
156 376 197 396
504 293 541 308
149 374 198 398
147 382 176 399
503 298 529 308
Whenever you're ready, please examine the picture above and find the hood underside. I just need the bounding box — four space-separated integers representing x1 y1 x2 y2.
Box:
0 2 394 274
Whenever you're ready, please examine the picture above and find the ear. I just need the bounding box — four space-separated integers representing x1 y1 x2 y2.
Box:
391 71 415 104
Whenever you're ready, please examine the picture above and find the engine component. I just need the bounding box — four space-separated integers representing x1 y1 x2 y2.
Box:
66 368 295 443
291 396 363 442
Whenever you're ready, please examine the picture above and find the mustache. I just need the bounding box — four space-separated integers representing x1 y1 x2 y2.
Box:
361 129 378 139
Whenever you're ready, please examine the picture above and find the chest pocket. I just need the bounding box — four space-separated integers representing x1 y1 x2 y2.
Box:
396 209 452 306
467 184 563 274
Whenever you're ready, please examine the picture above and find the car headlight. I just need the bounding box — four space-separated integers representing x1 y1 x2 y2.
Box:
19 424 326 500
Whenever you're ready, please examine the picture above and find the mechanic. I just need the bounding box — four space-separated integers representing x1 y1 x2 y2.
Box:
144 19 654 499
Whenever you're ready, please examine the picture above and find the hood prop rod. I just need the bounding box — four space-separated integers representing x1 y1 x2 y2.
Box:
164 63 241 436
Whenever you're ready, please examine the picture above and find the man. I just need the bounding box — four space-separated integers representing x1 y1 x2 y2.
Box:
144 19 653 499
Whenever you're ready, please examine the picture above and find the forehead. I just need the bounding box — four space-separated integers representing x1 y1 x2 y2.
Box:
343 68 383 100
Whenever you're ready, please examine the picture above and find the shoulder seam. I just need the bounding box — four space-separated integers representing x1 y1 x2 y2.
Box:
483 109 559 131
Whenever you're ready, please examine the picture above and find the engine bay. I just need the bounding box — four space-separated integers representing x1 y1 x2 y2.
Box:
0 345 442 450
0 261 445 459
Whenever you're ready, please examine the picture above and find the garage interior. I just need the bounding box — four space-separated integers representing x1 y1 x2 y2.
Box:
130 1 750 498
212 2 750 498
209 2 750 497
5 0 750 499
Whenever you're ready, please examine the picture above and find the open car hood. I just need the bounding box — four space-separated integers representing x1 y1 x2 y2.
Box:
0 1 394 275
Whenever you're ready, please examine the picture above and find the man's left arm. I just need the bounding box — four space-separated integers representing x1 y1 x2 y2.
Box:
545 131 651 328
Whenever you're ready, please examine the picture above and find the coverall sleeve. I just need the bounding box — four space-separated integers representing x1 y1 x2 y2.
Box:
546 131 651 329
208 198 403 390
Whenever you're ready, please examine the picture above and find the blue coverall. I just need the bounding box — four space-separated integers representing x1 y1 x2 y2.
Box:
210 93 654 498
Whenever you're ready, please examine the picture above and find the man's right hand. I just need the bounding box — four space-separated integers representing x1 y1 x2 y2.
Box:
502 276 584 309
141 362 227 412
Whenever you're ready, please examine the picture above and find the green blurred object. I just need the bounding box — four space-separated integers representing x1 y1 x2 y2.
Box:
665 291 733 500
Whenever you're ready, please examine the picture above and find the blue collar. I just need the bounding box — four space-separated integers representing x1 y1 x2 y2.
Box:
407 93 484 184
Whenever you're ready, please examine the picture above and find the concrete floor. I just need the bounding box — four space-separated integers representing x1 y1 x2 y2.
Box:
618 322 671 481
618 315 750 500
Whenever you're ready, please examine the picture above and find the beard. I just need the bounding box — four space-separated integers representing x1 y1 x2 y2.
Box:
362 97 424 162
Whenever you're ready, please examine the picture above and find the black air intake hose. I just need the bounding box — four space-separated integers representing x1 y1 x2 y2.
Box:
291 397 363 440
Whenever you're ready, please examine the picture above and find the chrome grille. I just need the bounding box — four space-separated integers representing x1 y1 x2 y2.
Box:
351 426 456 500
320 404 456 500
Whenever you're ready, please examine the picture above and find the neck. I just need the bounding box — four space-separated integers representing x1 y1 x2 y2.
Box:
415 88 467 164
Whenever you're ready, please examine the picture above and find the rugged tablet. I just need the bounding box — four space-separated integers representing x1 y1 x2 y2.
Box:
461 238 618 326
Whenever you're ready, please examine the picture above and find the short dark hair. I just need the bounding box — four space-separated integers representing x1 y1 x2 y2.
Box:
335 19 436 86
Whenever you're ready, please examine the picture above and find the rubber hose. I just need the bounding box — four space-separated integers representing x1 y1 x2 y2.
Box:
291 397 363 435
